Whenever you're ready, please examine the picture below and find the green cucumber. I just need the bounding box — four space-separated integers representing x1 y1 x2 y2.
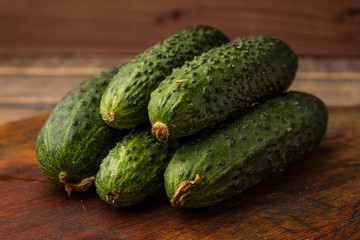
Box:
95 128 178 207
100 25 229 129
149 35 298 141
164 91 328 208
35 65 128 195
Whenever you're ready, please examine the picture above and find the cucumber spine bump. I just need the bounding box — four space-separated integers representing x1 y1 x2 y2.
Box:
148 35 298 141
35 65 128 195
164 91 328 208
100 25 229 129
95 128 178 207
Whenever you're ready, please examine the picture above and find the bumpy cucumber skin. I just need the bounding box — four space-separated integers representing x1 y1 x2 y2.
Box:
164 92 328 208
95 128 178 207
149 36 298 139
100 25 229 129
35 65 127 187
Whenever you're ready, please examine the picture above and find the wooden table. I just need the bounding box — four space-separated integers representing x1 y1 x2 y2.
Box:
1 55 360 239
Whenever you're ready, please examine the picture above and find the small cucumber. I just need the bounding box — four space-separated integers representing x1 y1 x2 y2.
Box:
35 65 128 195
164 92 328 208
95 128 178 207
149 36 298 141
100 25 229 129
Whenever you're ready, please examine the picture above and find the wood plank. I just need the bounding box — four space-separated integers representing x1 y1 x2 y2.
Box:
290 57 360 106
0 0 359 55
0 55 130 124
0 55 359 124
0 107 360 239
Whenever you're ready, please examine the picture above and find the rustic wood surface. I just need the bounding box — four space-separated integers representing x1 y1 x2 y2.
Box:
1 1 359 237
0 55 359 124
0 0 359 55
0 106 359 239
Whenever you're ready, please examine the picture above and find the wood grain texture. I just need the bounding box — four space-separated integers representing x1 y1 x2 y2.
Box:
0 0 359 55
0 107 360 239
1 55 359 124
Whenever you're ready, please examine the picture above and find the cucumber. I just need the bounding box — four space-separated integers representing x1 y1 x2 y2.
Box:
164 91 328 208
35 65 128 195
149 35 298 141
95 128 178 207
100 25 229 129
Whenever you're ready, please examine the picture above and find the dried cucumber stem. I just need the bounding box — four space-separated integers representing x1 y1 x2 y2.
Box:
106 187 122 203
171 174 201 207
58 172 95 196
248 101 259 107
59 172 72 196
71 176 96 192
103 110 115 122
152 122 169 142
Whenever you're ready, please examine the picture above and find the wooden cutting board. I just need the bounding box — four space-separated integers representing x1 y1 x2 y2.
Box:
1 107 360 240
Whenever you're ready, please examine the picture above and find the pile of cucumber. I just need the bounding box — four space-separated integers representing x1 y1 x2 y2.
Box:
35 25 328 208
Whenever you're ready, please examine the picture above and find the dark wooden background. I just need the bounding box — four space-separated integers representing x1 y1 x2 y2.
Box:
0 0 359 55
1 1 360 239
